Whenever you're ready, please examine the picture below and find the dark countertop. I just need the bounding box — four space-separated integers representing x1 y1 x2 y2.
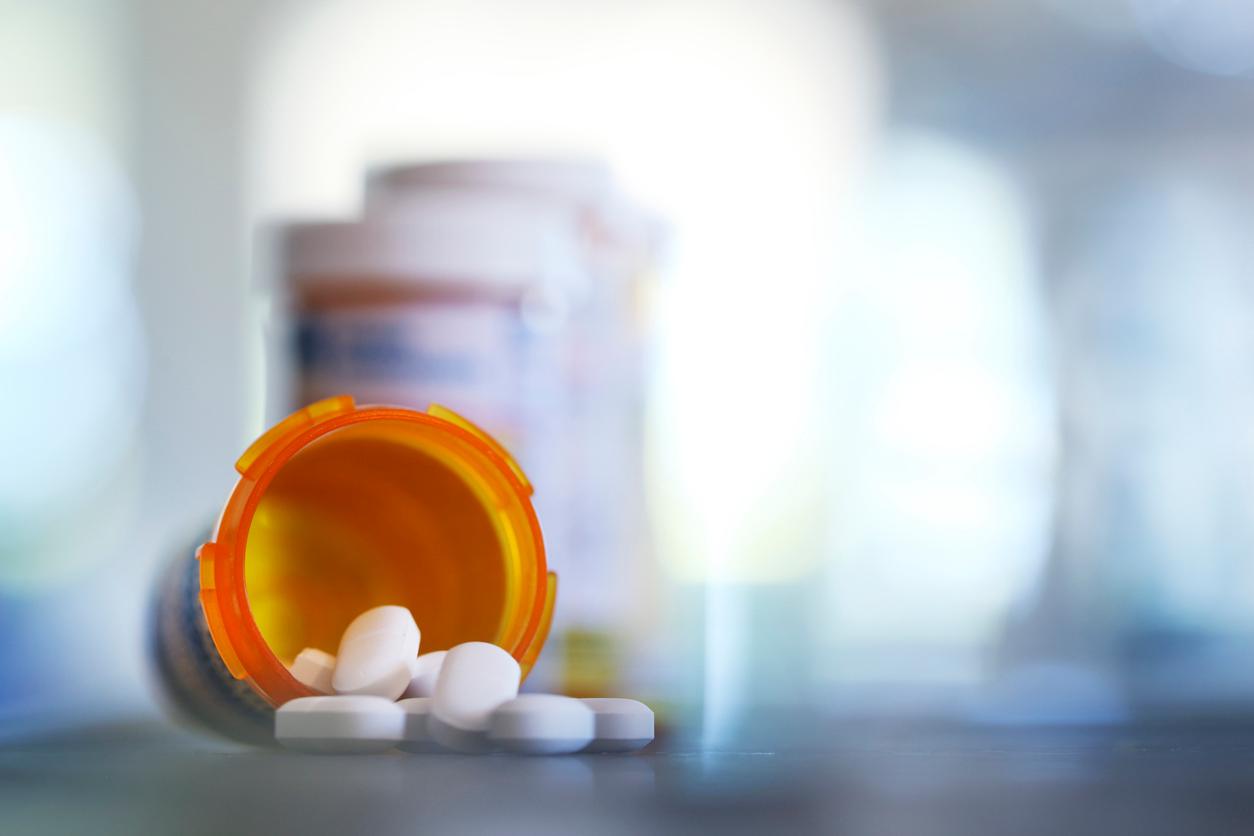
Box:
3 717 1254 835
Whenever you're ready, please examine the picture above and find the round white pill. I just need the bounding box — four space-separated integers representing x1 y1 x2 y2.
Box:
288 648 336 694
402 650 447 699
582 698 654 753
431 641 520 753
489 694 595 755
396 697 442 753
332 605 421 700
275 695 404 753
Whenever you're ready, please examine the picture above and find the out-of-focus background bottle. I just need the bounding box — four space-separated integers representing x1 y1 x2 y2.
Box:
275 160 662 698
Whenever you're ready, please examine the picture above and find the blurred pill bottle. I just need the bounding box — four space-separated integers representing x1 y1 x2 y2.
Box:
150 396 554 744
275 160 662 697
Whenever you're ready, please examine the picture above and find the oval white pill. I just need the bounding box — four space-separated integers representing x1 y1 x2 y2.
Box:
582 698 654 753
489 694 595 755
288 648 336 694
332 605 421 700
396 697 441 753
431 641 520 753
402 650 447 699
275 695 403 753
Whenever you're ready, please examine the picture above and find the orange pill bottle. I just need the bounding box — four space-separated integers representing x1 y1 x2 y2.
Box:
150 396 555 743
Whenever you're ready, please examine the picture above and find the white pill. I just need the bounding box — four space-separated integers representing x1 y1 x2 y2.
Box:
288 648 336 694
431 641 520 753
275 695 404 753
402 650 447 699
332 605 420 700
582 698 654 753
489 694 595 755
396 697 443 753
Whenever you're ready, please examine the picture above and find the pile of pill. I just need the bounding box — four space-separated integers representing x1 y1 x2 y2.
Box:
275 606 653 755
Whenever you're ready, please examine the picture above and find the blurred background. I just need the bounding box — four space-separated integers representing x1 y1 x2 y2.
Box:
7 0 1254 749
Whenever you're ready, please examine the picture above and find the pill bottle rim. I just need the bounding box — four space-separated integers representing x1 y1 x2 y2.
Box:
198 397 552 707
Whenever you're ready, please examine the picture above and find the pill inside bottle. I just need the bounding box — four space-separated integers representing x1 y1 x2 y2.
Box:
430 641 521 752
332 606 421 699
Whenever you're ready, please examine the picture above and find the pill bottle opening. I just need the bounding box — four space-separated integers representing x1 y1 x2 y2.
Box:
203 402 552 706
244 420 510 664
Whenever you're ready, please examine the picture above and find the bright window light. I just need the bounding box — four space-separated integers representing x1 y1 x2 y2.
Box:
822 133 1056 683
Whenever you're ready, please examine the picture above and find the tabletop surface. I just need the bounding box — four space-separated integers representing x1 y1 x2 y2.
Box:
3 716 1254 835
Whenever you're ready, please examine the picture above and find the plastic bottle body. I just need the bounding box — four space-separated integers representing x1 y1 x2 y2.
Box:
149 397 555 743
150 542 277 743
